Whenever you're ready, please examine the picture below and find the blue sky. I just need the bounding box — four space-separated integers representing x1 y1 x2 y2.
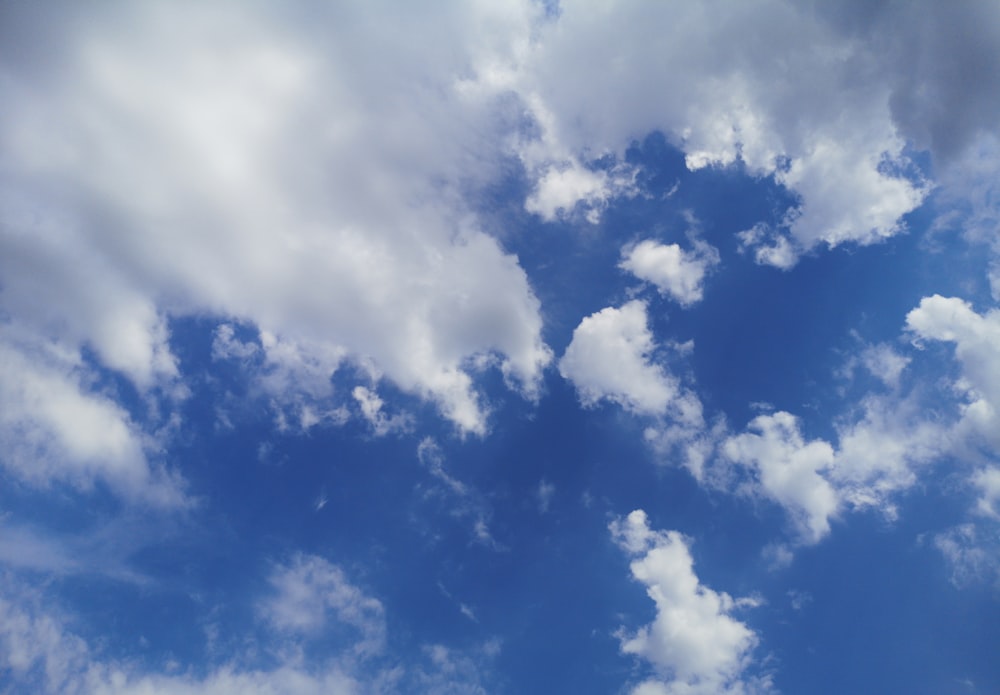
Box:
2 2 1000 693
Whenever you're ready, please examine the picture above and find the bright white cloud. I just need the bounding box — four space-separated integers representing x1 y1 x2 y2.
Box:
610 510 766 695
559 301 701 421
723 412 839 544
907 295 1000 454
620 240 720 307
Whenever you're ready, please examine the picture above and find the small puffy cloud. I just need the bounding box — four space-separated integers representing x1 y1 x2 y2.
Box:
736 224 799 271
259 554 385 656
723 412 838 544
525 160 636 224
610 510 766 695
559 301 700 419
620 240 720 307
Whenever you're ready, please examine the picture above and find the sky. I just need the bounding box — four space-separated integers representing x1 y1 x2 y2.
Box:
1 1 1000 693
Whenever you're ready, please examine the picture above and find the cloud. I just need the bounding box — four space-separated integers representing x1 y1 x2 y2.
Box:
0 331 185 506
858 343 911 389
931 134 1000 300
259 554 385 656
972 468 1000 520
559 301 701 420
0 563 494 695
620 240 720 307
510 0 933 264
610 510 767 695
933 523 1000 589
906 295 1000 455
352 386 412 437
722 412 839 544
0 0 551 443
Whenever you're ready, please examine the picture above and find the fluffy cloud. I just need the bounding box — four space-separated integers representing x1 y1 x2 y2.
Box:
610 510 766 695
906 295 1000 454
620 240 720 307
559 301 702 423
722 412 838 544
512 0 933 264
0 0 551 447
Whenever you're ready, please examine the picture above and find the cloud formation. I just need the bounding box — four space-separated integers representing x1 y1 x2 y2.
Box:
620 240 720 307
611 510 766 695
559 301 702 423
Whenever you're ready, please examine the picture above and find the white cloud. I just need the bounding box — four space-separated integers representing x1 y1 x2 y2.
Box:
559 301 701 420
259 554 385 656
906 295 1000 454
0 0 551 443
831 393 947 517
0 331 185 506
525 160 636 224
722 412 839 544
610 510 766 695
509 0 934 265
620 240 720 307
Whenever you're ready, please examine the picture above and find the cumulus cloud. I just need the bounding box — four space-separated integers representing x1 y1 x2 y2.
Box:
723 412 839 544
0 0 551 446
610 510 767 695
620 240 720 307
510 0 934 264
559 301 702 421
906 295 1000 454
